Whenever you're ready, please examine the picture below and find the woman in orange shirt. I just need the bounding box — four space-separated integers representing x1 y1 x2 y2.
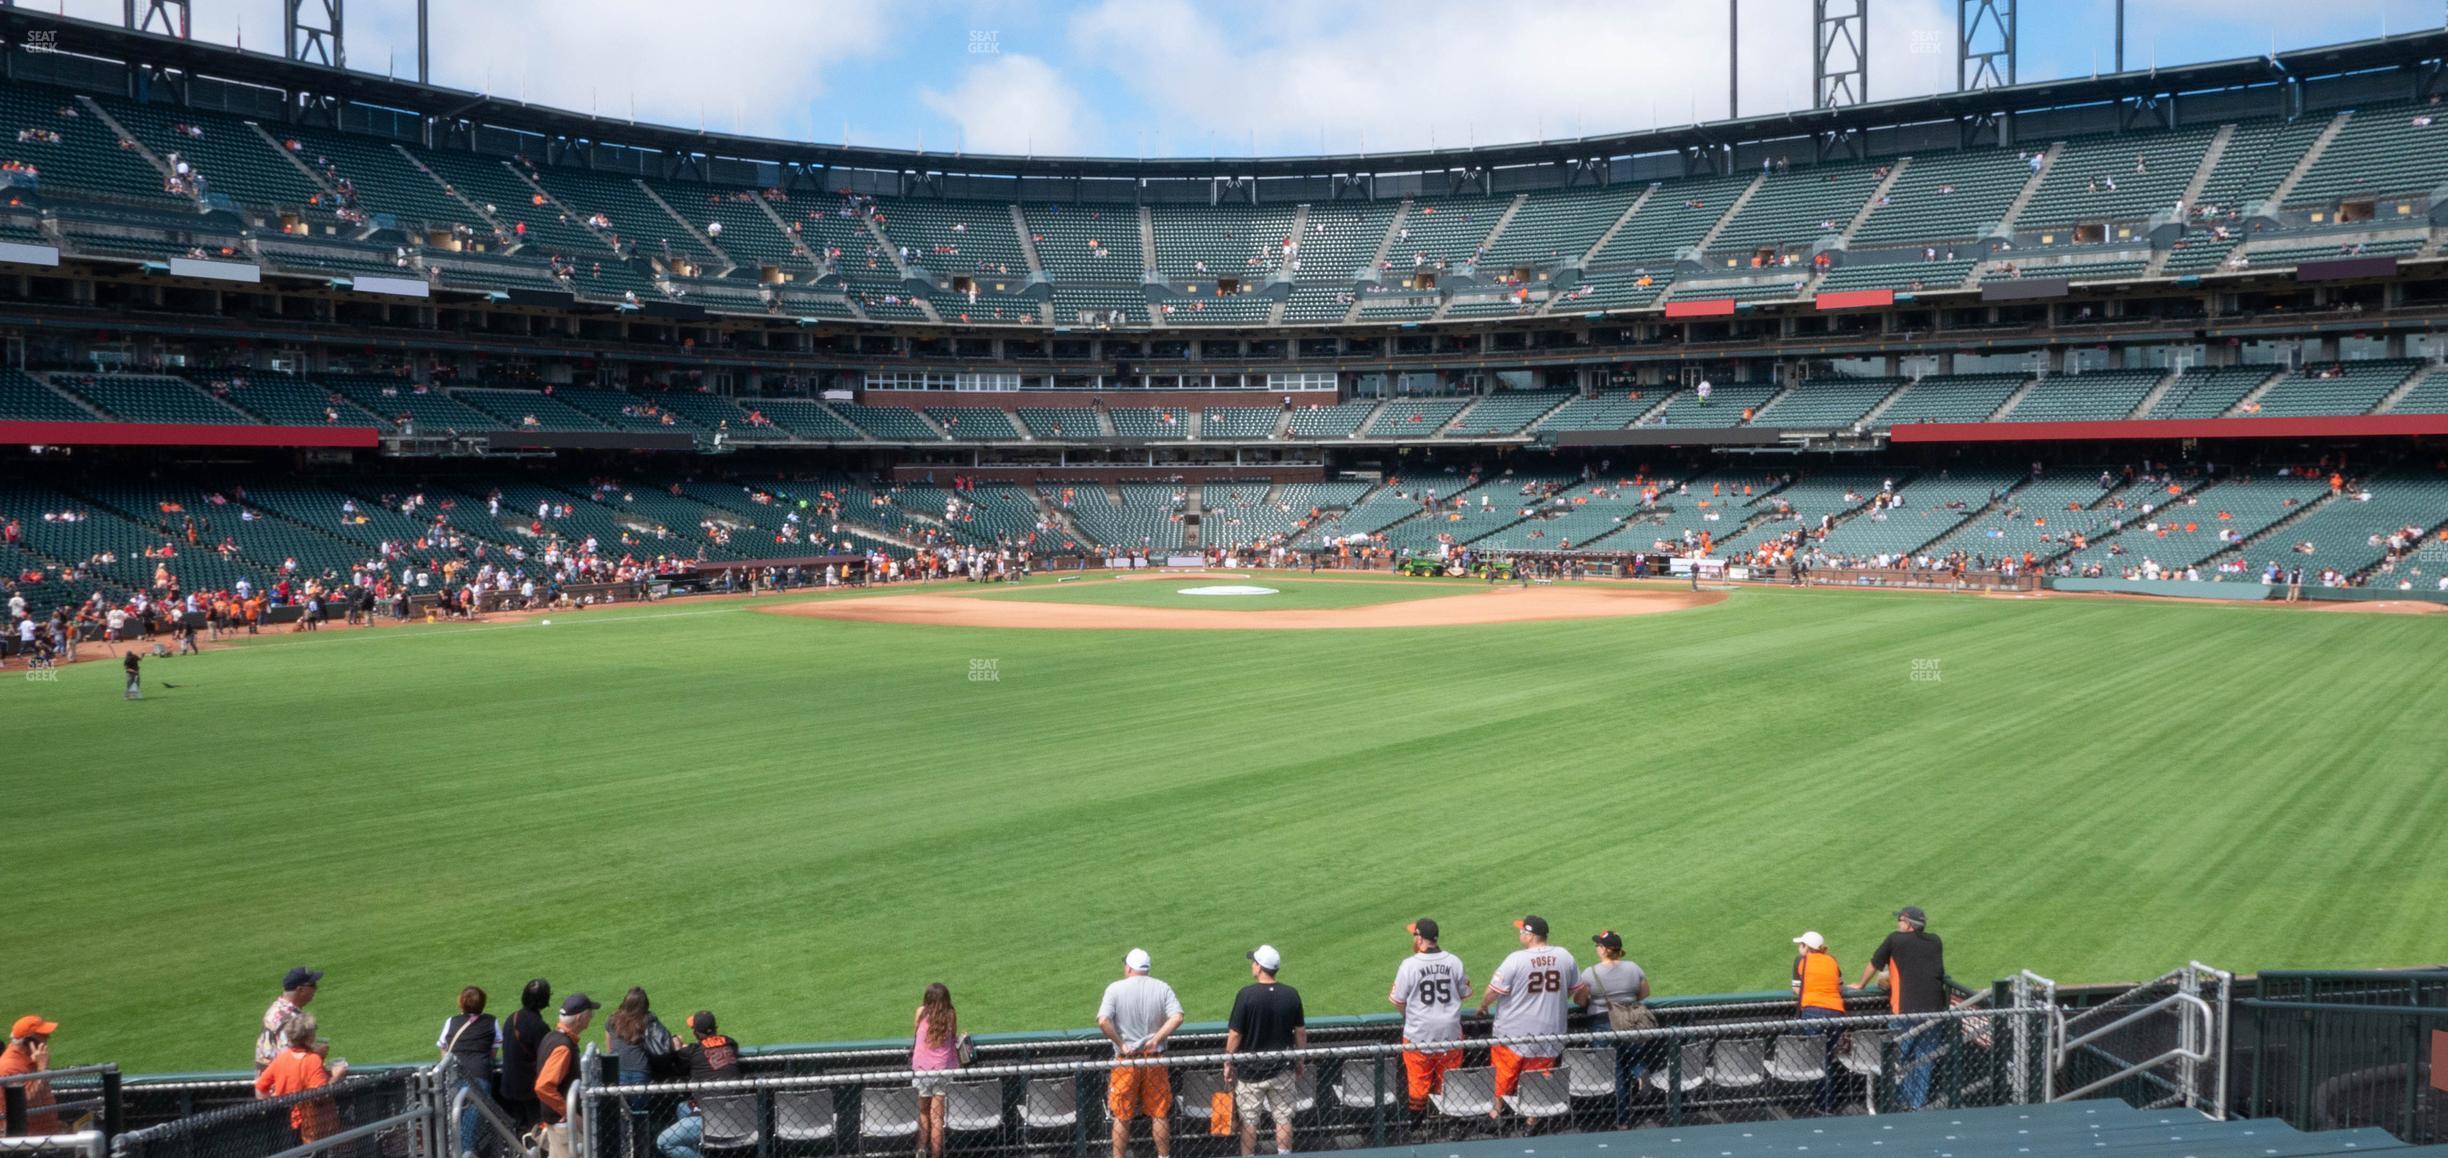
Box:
254 1014 349 1143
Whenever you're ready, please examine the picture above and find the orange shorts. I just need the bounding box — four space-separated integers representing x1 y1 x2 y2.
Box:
1402 1044 1462 1109
1489 1045 1554 1099
1108 1058 1172 1121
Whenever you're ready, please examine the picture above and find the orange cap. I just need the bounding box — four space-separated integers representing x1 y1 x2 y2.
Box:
11 1015 57 1038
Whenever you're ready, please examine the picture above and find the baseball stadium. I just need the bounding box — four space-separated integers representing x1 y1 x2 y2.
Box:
1 2 2445 1157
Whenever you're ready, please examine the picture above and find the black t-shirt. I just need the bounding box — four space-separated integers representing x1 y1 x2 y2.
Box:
500 1008 549 1095
682 1034 741 1083
1227 982 1305 1080
1868 930 1949 1014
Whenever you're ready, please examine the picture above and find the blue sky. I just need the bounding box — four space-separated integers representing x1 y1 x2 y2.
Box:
45 0 2446 158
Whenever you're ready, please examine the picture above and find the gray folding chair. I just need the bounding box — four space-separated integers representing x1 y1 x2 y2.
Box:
945 1080 1004 1134
696 1095 762 1154
1840 1029 1889 1114
1173 1070 1229 1127
1765 1035 1829 1084
1646 1040 1711 1096
1016 1077 1078 1130
1502 1068 1573 1120
1709 1038 1768 1092
1290 1070 1318 1115
1333 1063 1397 1111
1562 1048 1614 1099
860 1086 921 1140
1428 1066 1497 1120
774 1089 837 1146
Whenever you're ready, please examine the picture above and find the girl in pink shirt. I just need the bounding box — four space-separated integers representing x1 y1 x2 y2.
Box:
911 984 960 1158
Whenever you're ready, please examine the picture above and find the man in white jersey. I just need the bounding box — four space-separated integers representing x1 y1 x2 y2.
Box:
1098 949 1185 1158
1388 919 1471 1124
1474 915 1579 1124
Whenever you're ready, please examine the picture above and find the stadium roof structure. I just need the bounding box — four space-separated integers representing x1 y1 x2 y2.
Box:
4 7 2445 190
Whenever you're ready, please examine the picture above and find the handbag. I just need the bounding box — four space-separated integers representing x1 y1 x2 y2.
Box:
1605 1002 1659 1032
528 1123 573 1158
955 1033 975 1067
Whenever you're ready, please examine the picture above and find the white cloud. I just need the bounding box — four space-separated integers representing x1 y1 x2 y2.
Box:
920 53 1094 156
1070 0 1956 157
53 0 896 141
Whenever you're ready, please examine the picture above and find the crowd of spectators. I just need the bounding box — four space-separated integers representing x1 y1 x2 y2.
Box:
2 905 1956 1156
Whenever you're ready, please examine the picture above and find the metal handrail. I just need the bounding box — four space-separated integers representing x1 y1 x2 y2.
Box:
2237 998 2448 1018
257 1107 425 1158
2052 990 2215 1106
0 1067 118 1087
581 1006 2027 1100
0 1131 103 1157
439 1060 534 1158
2061 990 2212 1056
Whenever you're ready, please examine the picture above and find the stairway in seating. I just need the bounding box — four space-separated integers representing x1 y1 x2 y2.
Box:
1987 375 2045 420
856 211 941 321
391 145 519 250
77 96 197 208
1836 157 1911 245
1856 379 1917 428
1689 172 1766 254
1995 141 2065 231
635 179 737 275
247 122 342 204
1136 205 1158 274
2126 369 2181 418
2146 129 2235 275
1009 204 1044 276
2223 369 2288 417
749 193 830 277
1342 201 1413 323
2374 364 2437 413
2265 112 2353 208
1268 203 1310 326
1473 193 1531 260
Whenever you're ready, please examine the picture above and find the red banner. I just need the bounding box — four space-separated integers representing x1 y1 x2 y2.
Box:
0 422 379 448
1886 414 2448 444
1815 288 1895 310
1663 298 1739 318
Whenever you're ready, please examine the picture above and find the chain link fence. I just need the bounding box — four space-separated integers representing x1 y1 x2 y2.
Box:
575 1007 2045 1158
108 1069 424 1158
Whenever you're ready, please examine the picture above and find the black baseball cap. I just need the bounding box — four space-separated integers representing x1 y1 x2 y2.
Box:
689 1011 717 1035
1591 930 1623 950
1514 915 1549 937
560 992 602 1017
283 967 324 990
1408 919 1439 941
1894 906 1928 927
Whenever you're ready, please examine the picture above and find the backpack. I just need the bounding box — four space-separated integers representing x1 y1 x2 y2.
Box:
642 1018 686 1080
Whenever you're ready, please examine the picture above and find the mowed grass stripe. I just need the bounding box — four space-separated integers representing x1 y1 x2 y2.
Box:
10 587 2445 1071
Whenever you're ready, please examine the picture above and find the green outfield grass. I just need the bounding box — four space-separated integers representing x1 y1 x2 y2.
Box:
974 574 1476 610
15 582 2448 1073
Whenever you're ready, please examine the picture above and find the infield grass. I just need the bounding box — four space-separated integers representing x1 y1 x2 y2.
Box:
14 581 2448 1073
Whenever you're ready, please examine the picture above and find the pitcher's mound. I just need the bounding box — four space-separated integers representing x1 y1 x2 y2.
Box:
768 584 1723 631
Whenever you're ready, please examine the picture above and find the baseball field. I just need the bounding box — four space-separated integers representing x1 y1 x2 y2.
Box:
15 575 2446 1074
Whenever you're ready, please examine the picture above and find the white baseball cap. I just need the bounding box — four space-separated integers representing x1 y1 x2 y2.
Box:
1125 948 1152 972
1793 931 1827 950
1248 944 1282 972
